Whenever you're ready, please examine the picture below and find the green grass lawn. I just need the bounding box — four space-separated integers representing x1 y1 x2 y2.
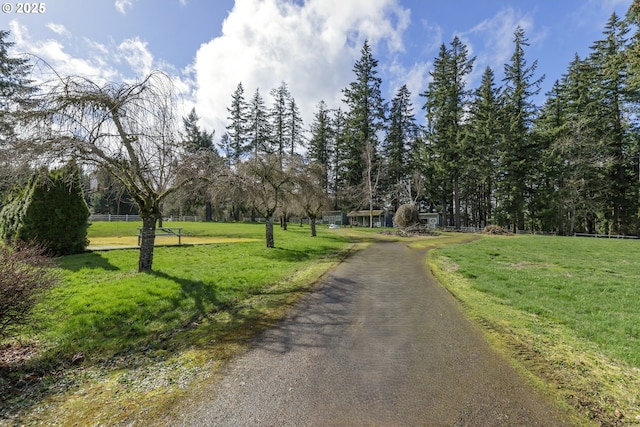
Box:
432 235 640 367
86 220 272 239
38 222 349 358
429 234 640 424
2 222 353 425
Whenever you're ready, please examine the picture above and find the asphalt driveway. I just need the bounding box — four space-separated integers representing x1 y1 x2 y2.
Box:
170 239 569 426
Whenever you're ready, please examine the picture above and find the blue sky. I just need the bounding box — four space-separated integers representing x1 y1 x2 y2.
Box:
1 0 633 137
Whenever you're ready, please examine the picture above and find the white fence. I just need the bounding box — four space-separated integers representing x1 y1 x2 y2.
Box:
90 214 141 222
89 214 199 222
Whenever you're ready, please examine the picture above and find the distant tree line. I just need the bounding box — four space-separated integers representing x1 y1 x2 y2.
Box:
2 3 640 270
195 6 640 236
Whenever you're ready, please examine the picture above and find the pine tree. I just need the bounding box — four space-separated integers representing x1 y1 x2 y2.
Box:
587 13 634 234
421 37 475 228
463 66 502 227
287 96 304 155
499 26 544 232
270 81 290 157
183 107 214 152
0 30 34 142
247 88 272 156
218 132 233 168
226 82 249 164
0 30 36 199
384 84 419 210
307 100 334 193
341 40 386 190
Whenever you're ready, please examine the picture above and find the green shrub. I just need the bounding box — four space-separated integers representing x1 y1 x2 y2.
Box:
0 163 90 255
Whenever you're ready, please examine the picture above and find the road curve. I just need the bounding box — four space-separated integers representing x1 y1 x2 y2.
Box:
170 240 569 426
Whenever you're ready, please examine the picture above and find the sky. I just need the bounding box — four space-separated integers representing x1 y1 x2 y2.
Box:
1 0 634 140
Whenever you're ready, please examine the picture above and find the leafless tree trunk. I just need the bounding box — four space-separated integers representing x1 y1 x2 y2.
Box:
239 154 291 248
291 160 330 237
363 141 381 228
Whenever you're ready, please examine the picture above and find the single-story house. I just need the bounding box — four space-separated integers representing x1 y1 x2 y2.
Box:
321 210 349 226
347 210 393 227
418 212 443 227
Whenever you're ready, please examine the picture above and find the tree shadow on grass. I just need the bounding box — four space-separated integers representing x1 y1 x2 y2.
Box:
57 251 119 272
148 270 222 316
260 244 348 263
0 269 226 422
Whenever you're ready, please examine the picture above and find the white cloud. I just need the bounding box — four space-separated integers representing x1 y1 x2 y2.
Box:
192 0 410 136
46 23 70 38
9 20 118 82
117 37 154 77
115 0 134 15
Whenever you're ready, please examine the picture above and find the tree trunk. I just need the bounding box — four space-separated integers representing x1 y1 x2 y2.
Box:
138 214 157 272
265 217 275 248
310 216 317 237
205 201 213 221
454 177 461 229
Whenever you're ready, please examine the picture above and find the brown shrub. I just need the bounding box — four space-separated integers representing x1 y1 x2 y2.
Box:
482 225 514 236
394 203 419 229
0 242 58 339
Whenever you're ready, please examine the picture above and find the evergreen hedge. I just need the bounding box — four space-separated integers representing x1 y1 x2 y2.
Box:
0 163 90 255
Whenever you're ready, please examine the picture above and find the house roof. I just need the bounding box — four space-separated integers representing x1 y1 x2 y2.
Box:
347 210 386 217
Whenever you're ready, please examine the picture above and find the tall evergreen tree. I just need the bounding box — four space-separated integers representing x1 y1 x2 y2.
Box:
287 96 305 155
247 88 272 156
270 81 291 157
341 40 386 190
226 82 249 164
218 132 233 168
498 26 544 232
183 108 214 152
421 37 475 228
307 100 334 193
462 66 502 227
587 13 634 234
384 84 419 210
0 30 36 199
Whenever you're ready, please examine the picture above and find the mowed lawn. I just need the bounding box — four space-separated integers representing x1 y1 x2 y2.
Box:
3 222 353 425
428 234 640 424
42 221 351 358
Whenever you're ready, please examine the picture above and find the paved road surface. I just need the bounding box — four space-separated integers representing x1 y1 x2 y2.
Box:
171 240 568 426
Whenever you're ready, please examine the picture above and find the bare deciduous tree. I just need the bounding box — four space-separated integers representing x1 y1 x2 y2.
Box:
292 160 330 237
238 154 291 247
23 71 204 272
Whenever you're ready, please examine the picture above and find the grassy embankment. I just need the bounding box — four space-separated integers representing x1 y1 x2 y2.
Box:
425 234 640 426
1 221 356 426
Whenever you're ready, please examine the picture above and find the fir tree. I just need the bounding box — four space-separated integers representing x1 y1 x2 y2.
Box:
384 84 418 210
421 37 475 228
341 40 386 189
183 108 214 152
587 13 634 234
307 100 334 193
499 26 544 232
463 66 501 227
247 88 272 156
287 96 304 155
226 82 249 163
270 81 290 157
